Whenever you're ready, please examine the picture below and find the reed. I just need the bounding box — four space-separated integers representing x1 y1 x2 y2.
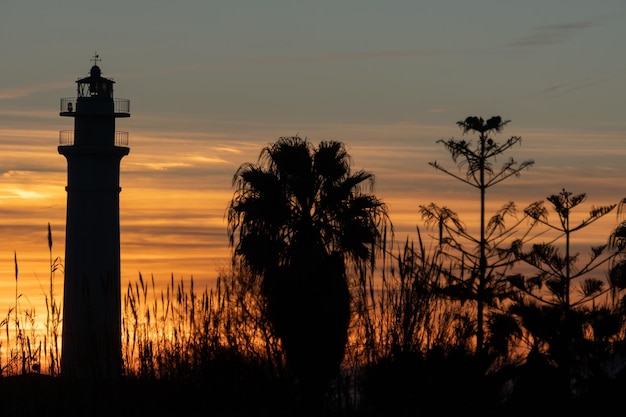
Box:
0 225 63 378
3 225 626 416
0 251 44 376
45 222 62 376
121 265 286 380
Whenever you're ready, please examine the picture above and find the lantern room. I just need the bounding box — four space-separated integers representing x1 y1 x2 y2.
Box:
77 56 114 98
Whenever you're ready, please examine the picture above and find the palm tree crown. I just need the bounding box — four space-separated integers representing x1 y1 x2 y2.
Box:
228 135 389 276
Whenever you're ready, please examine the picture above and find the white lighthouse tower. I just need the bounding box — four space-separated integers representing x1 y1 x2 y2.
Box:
58 55 130 380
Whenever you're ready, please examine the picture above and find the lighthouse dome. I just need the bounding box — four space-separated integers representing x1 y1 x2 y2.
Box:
90 65 102 78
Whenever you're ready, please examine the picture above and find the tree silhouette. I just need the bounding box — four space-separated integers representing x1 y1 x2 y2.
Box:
492 189 626 400
518 189 624 310
608 214 626 304
423 116 534 359
227 136 390 412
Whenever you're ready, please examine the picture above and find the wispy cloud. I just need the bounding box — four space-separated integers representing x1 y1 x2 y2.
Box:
131 162 191 171
0 188 51 199
191 156 230 164
506 18 598 48
539 68 626 97
212 146 243 154
0 80 72 100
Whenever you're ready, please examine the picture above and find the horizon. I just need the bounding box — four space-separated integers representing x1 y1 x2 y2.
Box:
1 1 625 320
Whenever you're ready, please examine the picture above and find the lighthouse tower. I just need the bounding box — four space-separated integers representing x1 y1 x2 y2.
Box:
58 55 130 380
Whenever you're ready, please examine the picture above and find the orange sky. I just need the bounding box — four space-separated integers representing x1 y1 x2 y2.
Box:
1 124 625 320
1 1 625 358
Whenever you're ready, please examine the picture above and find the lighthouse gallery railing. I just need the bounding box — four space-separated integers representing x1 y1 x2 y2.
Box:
59 98 130 114
59 130 129 147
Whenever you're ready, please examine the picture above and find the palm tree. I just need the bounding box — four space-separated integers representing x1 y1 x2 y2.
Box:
227 136 390 410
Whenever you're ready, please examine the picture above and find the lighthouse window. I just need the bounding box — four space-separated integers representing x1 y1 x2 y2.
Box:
90 81 97 96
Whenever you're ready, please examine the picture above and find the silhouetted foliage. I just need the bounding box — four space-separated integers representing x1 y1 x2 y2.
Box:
492 189 626 402
424 116 534 359
227 136 390 412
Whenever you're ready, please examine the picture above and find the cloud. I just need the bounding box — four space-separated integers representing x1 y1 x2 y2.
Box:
191 156 230 164
0 80 72 100
0 188 51 200
506 18 598 48
131 162 191 171
212 146 243 154
539 68 626 97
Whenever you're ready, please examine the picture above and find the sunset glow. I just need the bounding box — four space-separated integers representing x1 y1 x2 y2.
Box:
1 2 625 366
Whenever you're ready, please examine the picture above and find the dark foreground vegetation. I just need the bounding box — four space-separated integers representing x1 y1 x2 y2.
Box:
3 118 626 416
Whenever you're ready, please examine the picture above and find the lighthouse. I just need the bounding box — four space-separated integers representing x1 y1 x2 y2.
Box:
58 55 130 380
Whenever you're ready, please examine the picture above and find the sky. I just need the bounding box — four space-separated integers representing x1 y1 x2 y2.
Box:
1 0 626 322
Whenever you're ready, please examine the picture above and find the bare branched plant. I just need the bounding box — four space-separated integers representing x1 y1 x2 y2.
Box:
425 116 535 359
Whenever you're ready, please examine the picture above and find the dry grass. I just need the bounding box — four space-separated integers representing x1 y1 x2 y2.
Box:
2 227 626 416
